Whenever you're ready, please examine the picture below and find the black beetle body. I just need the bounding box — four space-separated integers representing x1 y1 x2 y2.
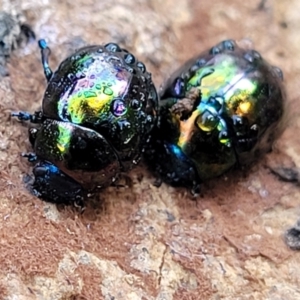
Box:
145 40 285 193
13 40 158 206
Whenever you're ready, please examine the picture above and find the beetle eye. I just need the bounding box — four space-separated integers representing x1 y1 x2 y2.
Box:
196 110 218 132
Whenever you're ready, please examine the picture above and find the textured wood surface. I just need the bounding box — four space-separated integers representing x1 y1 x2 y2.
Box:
0 0 300 299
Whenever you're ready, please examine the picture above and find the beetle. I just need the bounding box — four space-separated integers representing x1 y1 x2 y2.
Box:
145 39 285 194
12 40 158 206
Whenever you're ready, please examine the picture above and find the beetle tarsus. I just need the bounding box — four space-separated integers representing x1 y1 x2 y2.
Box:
11 111 31 121
21 152 37 162
32 161 87 206
74 196 86 213
11 110 43 123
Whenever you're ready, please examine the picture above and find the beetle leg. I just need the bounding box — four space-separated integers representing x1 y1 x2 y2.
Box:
111 172 132 188
21 152 37 162
191 181 200 196
38 39 53 81
32 160 86 207
146 140 200 190
11 110 43 123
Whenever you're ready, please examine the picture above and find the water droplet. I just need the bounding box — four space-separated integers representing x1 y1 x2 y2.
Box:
173 77 184 97
130 99 141 110
244 50 261 63
137 62 146 73
105 43 121 52
124 53 135 64
146 115 153 123
222 40 235 51
194 59 205 69
111 99 127 116
210 46 221 55
76 72 85 79
82 57 95 68
84 91 97 98
252 50 261 60
190 64 199 72
250 124 259 131
196 111 218 132
139 92 145 102
127 67 134 73
117 119 131 129
139 111 146 118
103 86 113 95
95 84 101 90
209 96 223 112
68 73 75 81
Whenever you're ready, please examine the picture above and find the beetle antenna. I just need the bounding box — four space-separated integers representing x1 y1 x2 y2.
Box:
38 39 53 82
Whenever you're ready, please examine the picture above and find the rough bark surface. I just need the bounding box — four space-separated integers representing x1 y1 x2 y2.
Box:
0 0 300 299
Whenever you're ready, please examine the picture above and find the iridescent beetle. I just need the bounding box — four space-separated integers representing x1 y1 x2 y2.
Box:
146 39 285 193
12 40 158 206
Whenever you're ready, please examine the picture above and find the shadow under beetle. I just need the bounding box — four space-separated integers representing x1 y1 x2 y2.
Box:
145 39 285 194
12 39 158 206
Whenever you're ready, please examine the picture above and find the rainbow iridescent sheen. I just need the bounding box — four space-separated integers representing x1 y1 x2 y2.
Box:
57 122 72 154
57 54 131 124
147 40 285 185
13 40 158 204
175 54 257 150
